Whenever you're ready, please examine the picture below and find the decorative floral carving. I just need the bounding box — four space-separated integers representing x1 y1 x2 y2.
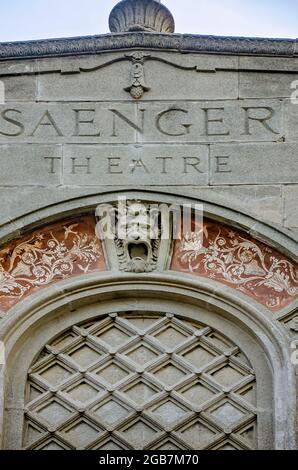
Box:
1 212 297 314
171 220 298 312
0 217 105 312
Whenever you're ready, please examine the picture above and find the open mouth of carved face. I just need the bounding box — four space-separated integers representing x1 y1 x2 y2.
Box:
128 242 149 261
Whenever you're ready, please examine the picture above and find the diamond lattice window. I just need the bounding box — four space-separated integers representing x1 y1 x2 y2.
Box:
24 313 257 450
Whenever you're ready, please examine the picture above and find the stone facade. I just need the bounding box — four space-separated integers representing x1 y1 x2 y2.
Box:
0 0 297 450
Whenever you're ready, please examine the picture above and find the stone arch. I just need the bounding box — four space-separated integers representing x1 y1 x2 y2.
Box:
0 273 296 449
0 192 296 316
0 189 297 261
0 190 296 449
23 312 258 450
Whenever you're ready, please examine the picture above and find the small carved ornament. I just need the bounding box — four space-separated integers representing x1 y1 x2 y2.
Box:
115 201 160 273
97 200 160 273
124 52 151 99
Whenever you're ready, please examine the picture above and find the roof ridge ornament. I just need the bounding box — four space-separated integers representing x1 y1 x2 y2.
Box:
109 0 175 34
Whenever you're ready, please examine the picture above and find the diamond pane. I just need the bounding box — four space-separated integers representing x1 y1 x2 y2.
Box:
39 363 73 386
238 424 256 446
125 343 158 365
153 364 187 386
93 400 130 425
154 326 187 348
94 440 127 450
238 384 256 405
124 380 159 404
39 441 67 450
234 351 251 367
155 441 184 450
96 361 129 385
205 332 233 351
211 402 245 426
25 421 44 446
84 320 102 330
215 442 239 450
123 420 158 447
37 400 72 426
178 420 217 448
51 332 78 350
96 326 131 348
180 382 216 406
211 365 245 387
181 345 216 368
63 420 101 447
150 400 188 424
123 317 159 330
27 383 45 403
35 349 51 363
69 345 102 368
66 381 101 403
157 443 181 450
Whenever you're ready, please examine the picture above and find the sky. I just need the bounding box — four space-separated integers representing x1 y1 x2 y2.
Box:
0 0 297 42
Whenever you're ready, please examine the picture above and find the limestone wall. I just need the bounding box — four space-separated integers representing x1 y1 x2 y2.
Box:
0 47 297 238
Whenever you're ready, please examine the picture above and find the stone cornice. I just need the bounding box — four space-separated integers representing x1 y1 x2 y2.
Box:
0 32 297 61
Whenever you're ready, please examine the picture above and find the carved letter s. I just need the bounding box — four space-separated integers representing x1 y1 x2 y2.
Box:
0 109 24 136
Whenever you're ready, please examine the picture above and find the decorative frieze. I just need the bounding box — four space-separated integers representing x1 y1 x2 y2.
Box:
171 218 298 312
0 209 297 313
0 216 105 312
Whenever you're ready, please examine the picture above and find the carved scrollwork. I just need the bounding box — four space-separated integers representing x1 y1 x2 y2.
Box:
171 221 298 312
79 51 216 99
0 217 105 312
